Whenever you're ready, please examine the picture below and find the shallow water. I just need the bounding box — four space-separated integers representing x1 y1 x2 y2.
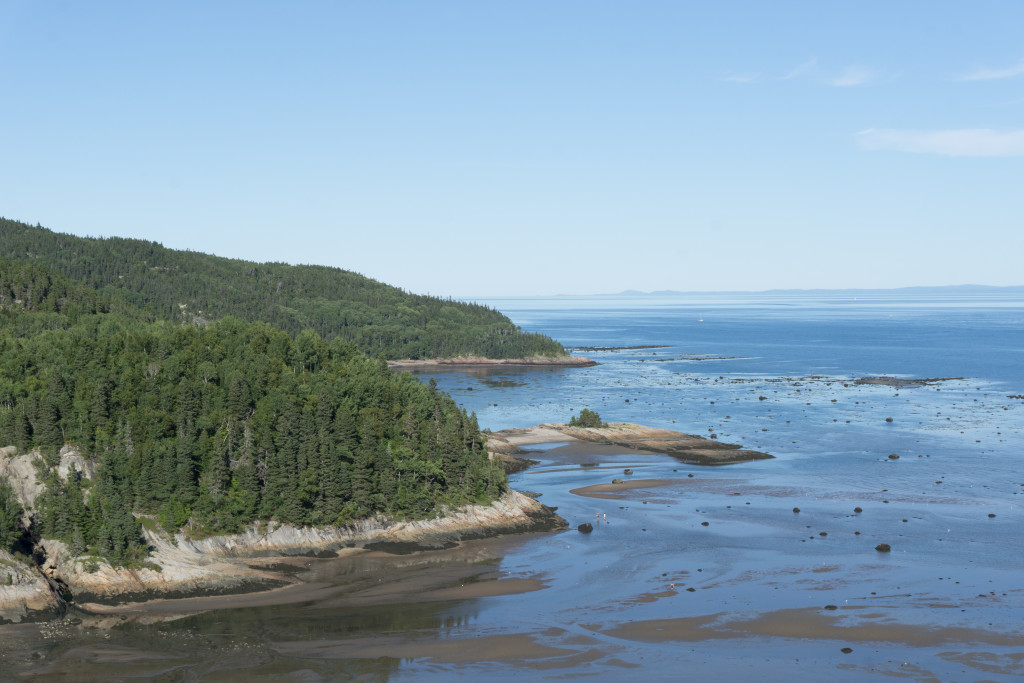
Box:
4 292 1024 681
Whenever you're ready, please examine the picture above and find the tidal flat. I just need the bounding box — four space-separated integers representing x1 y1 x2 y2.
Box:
6 435 1021 681
4 292 1024 681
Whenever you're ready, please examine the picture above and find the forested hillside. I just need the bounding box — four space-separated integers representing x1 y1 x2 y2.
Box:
0 218 565 359
0 260 506 565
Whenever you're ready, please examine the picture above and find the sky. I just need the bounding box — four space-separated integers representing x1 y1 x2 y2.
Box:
1 1 1022 297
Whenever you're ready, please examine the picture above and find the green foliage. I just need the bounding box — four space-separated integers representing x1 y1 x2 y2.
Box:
569 409 607 428
0 478 23 551
0 262 508 566
0 218 565 360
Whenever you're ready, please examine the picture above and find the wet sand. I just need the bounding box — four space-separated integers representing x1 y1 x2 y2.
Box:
70 534 551 621
570 478 677 498
598 606 1024 647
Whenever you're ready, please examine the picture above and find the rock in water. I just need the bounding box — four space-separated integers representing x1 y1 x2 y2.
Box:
875 543 892 552
578 523 594 533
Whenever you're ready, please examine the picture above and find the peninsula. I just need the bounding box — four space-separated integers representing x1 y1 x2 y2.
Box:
0 418 773 622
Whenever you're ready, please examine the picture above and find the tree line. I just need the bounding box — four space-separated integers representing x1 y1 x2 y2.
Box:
0 218 565 359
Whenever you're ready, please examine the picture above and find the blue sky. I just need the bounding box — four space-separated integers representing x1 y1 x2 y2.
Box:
2 1 1022 296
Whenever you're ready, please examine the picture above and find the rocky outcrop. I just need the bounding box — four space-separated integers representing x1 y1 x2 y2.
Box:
37 490 564 605
0 446 96 524
0 550 62 624
855 376 963 388
488 423 774 465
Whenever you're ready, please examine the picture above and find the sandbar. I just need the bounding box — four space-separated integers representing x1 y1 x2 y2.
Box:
570 479 677 499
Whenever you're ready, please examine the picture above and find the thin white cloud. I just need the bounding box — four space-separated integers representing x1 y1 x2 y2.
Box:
781 57 817 80
721 72 759 83
829 66 874 87
957 60 1024 81
857 128 1024 157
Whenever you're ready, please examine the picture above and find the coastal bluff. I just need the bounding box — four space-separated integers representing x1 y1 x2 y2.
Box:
0 478 562 621
40 489 562 606
487 422 774 466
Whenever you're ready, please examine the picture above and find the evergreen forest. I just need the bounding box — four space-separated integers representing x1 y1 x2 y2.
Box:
0 256 507 565
0 218 565 360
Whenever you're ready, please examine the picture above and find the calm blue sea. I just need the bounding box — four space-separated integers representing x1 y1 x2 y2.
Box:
398 291 1024 681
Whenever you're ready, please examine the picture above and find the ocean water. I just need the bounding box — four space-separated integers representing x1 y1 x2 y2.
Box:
6 292 1024 681
406 292 1024 680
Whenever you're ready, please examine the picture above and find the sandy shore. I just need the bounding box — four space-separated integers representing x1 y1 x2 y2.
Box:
569 479 677 499
61 532 551 621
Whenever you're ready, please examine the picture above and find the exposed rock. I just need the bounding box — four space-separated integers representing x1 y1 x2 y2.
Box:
0 550 62 624
577 523 593 533
492 452 538 473
875 543 892 552
39 490 564 604
487 423 773 466
888 454 899 460
856 376 963 388
0 446 96 525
